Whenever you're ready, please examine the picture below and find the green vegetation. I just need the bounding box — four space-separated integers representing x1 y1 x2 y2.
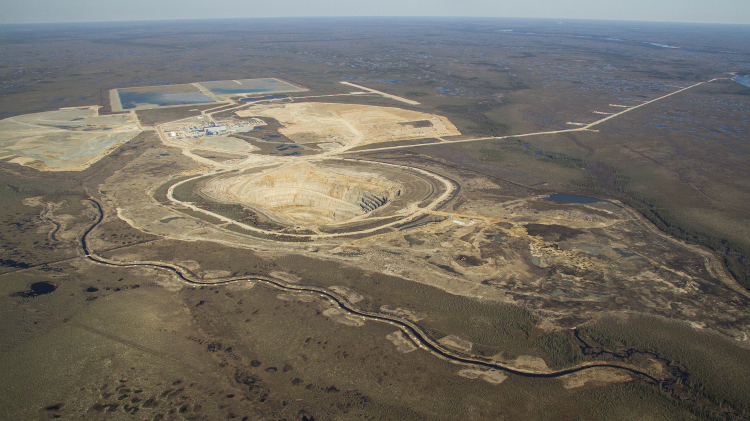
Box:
170 175 210 203
579 314 750 414
565 159 750 290
3 17 749 421
574 382 700 421
609 177 750 289
152 175 193 204
270 252 536 354
532 148 588 170
472 138 587 186
45 192 88 215
416 297 537 355
533 331 583 369
436 100 511 137
0 171 87 271
591 171 747 289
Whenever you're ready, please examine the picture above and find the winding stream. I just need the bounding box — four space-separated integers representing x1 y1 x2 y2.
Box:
82 198 659 382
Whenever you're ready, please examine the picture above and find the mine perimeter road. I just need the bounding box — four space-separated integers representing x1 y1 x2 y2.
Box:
343 78 726 154
164 157 456 239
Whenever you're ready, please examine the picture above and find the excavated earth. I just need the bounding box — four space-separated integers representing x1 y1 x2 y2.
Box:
236 102 460 147
186 155 445 232
5 100 748 345
0 106 141 171
202 161 401 225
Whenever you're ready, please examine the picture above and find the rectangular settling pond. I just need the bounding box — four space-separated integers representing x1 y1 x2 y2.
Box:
110 78 308 111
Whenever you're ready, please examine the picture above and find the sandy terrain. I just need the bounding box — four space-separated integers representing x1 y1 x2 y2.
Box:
438 335 473 353
507 355 551 372
236 102 459 148
386 331 418 353
323 308 366 326
201 161 401 225
330 285 365 303
379 305 427 322
0 106 141 171
560 367 632 389
457 369 508 384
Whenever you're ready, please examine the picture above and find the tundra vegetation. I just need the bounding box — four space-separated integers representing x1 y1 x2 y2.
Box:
0 17 749 420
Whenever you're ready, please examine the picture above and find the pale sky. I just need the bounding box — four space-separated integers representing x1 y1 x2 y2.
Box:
1 0 748 25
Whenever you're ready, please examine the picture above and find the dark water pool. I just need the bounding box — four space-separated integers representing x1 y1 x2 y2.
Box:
11 281 57 298
119 91 214 109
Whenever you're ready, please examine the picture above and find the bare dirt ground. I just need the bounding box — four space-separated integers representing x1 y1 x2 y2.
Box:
560 367 632 390
82 98 749 346
0 106 141 171
237 102 460 148
457 369 508 385
201 160 401 225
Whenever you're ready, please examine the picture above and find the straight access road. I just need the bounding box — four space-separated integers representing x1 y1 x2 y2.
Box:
343 79 724 155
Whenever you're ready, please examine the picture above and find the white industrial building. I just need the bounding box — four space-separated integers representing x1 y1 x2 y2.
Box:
204 126 227 135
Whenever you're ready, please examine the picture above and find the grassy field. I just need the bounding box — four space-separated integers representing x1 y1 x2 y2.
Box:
579 314 750 415
89 233 706 419
533 331 584 369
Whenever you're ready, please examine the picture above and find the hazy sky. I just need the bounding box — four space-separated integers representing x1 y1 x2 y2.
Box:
1 0 749 25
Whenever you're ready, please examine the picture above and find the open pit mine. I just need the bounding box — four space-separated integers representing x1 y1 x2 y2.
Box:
202 161 401 225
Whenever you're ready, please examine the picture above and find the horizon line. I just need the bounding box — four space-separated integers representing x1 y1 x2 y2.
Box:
2 16 750 27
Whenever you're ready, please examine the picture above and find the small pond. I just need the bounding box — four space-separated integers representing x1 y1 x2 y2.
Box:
734 76 750 88
11 281 57 298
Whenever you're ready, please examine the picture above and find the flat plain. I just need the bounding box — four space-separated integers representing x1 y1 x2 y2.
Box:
1 18 749 420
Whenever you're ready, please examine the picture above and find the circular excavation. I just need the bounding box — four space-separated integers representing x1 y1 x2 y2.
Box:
176 159 447 235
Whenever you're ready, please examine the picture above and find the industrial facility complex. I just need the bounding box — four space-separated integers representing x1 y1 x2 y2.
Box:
165 117 266 141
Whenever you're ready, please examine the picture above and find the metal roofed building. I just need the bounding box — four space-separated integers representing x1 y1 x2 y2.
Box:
204 126 227 135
